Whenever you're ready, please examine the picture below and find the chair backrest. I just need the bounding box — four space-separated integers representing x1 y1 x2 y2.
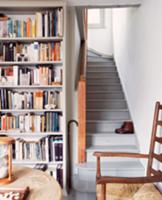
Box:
147 101 162 176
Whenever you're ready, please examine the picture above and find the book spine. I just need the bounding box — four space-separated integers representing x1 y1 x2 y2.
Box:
27 17 31 37
36 12 42 37
44 12 48 37
13 65 18 86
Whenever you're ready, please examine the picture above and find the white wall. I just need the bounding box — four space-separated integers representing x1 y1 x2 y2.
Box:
66 7 81 176
112 1 162 156
88 9 113 56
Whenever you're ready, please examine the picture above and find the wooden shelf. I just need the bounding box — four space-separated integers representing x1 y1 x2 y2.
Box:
0 109 62 113
0 85 62 89
0 36 63 42
13 160 63 165
0 61 63 65
0 132 63 136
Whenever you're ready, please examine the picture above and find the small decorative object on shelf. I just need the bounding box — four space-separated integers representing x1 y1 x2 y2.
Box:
0 137 15 185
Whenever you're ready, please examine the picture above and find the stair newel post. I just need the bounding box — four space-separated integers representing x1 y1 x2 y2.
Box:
78 77 86 163
78 8 87 163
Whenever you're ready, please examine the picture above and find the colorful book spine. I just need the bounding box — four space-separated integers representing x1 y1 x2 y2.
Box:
0 8 63 38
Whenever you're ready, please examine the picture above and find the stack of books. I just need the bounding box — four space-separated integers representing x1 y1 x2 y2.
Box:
49 164 63 188
0 42 62 62
49 136 63 162
0 65 62 86
0 89 62 109
13 135 63 162
0 9 63 38
13 137 48 161
0 112 62 132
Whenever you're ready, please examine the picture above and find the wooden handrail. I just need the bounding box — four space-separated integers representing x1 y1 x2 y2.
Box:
78 9 87 163
93 152 149 158
80 41 87 78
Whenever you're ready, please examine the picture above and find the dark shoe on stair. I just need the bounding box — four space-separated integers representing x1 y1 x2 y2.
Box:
115 121 134 134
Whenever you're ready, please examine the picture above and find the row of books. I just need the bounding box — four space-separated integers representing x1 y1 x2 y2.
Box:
13 136 63 162
0 112 62 132
49 136 63 162
0 65 62 86
13 137 48 161
0 9 63 38
0 42 62 62
0 89 62 110
49 165 63 188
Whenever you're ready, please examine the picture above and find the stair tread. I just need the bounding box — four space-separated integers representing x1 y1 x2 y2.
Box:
87 66 115 68
87 133 135 137
87 77 119 79
87 71 118 72
87 120 130 123
87 99 126 102
87 91 123 93
77 161 144 170
88 60 114 63
87 83 121 86
87 69 116 71
86 145 138 152
87 109 129 111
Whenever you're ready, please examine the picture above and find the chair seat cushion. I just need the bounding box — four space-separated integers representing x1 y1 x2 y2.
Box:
97 183 162 200
133 184 162 200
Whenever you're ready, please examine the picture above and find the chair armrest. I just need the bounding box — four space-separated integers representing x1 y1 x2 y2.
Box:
94 152 149 179
93 152 149 159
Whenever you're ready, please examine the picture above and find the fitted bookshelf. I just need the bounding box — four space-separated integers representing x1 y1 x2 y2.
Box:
0 1 67 192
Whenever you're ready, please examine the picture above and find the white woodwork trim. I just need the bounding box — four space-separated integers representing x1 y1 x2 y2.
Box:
68 0 142 7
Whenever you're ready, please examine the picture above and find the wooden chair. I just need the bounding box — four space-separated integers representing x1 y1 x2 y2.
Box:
94 101 162 200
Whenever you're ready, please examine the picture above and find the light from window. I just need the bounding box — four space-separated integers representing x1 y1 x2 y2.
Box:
88 9 105 28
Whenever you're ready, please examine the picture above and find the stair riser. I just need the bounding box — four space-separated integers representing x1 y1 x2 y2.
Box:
87 135 136 146
87 93 125 99
72 175 96 193
88 63 115 66
87 153 139 163
88 59 113 63
87 85 122 91
88 59 114 63
87 73 118 79
87 78 120 84
73 168 144 193
87 67 116 72
78 167 144 182
87 122 124 132
74 191 95 199
87 101 127 109
87 111 130 120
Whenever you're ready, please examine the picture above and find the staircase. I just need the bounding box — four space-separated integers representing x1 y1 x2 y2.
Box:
73 51 144 197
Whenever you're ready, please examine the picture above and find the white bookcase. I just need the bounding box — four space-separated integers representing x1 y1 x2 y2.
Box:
0 0 67 193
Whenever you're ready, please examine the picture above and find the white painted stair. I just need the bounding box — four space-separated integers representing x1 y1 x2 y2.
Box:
74 51 144 195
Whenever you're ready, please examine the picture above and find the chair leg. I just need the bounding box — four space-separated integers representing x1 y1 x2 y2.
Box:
96 184 106 200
